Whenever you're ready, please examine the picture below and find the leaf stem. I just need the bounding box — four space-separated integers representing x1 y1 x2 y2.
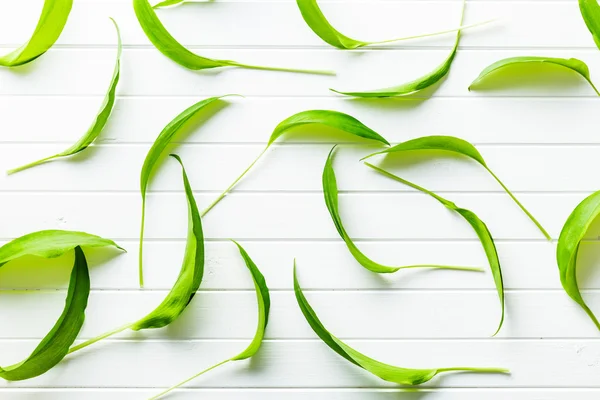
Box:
437 366 509 374
227 62 336 76
585 77 600 96
68 323 132 354
7 155 59 175
139 198 147 288
148 359 231 400
201 146 269 217
397 264 484 272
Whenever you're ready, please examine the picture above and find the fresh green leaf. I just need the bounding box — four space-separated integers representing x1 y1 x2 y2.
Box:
149 241 271 400
0 246 90 381
364 162 504 335
579 0 600 50
139 96 230 287
557 190 600 329
202 110 390 216
7 18 122 174
0 230 124 267
323 146 482 274
364 135 551 240
70 154 204 353
330 0 465 97
153 0 185 8
294 261 508 384
0 0 73 67
468 57 600 95
134 0 334 75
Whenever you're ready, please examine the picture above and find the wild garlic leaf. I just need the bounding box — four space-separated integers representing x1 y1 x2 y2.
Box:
557 190 600 329
7 18 122 174
330 0 465 98
364 163 504 335
579 0 600 50
0 0 73 67
323 146 482 274
364 135 551 240
149 241 270 400
139 96 229 287
134 0 334 75
153 0 185 8
70 154 204 354
294 262 508 385
468 57 600 95
202 110 390 216
0 246 90 381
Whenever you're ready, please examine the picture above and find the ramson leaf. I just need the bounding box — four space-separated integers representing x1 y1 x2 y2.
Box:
294 262 508 385
579 0 600 50
0 0 73 67
7 18 122 174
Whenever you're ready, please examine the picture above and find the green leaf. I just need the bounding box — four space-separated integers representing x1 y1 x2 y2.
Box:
7 18 122 174
0 246 90 381
0 0 73 67
153 0 185 8
579 0 600 50
557 190 600 329
364 163 505 335
134 0 334 75
139 96 230 287
364 135 551 240
323 146 482 274
149 241 271 400
0 230 124 267
468 57 600 95
294 261 508 385
330 0 465 97
201 110 390 217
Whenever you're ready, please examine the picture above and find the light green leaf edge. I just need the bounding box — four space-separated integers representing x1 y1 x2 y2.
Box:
0 246 90 381
468 56 600 95
201 109 391 217
579 0 600 50
330 0 465 97
364 162 505 335
363 135 551 240
148 241 271 400
294 261 508 385
134 0 334 75
557 190 600 329
153 0 185 8
0 0 73 66
7 18 123 175
323 146 482 274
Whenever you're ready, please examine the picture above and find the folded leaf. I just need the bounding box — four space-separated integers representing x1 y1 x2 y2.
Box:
364 162 504 335
364 135 551 240
331 0 465 97
149 241 270 400
294 262 508 385
0 0 73 66
0 246 90 380
134 0 334 75
139 96 229 287
579 0 600 50
7 18 122 174
468 57 600 95
323 146 481 274
557 190 600 329
202 110 390 216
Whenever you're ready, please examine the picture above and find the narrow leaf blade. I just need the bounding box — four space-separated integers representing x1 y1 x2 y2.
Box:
579 0 600 50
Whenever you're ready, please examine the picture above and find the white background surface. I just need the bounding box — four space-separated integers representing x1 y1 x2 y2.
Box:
1 0 600 399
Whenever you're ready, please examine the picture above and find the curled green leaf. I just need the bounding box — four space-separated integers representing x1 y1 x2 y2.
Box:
70 154 204 353
139 96 230 287
294 262 508 385
579 0 600 50
364 163 504 335
149 241 270 400
324 146 481 274
0 0 73 67
0 246 89 381
7 18 122 174
134 0 334 75
202 110 390 217
468 57 600 95
364 135 551 240
330 0 465 97
557 190 600 329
